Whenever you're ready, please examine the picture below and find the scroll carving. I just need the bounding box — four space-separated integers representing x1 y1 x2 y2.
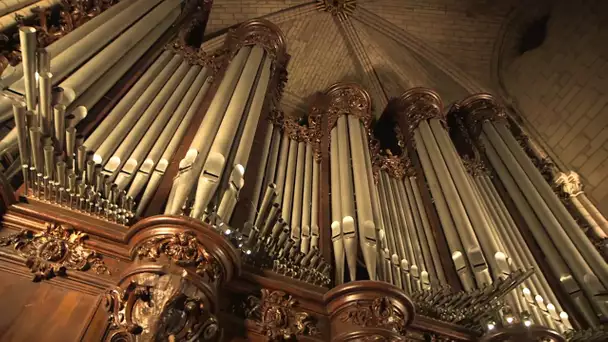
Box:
339 297 409 336
245 289 321 341
166 39 228 78
135 231 222 282
0 222 109 281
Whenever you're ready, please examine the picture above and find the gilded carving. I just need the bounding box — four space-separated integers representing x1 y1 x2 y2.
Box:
326 84 372 133
166 39 228 78
135 231 222 281
339 297 409 336
105 274 220 342
0 222 109 281
458 94 507 126
394 88 443 134
461 155 488 177
227 20 288 73
245 289 321 341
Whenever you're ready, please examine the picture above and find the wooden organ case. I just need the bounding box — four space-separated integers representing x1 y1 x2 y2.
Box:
0 1 605 341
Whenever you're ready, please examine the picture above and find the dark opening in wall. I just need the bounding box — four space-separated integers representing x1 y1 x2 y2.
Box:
518 14 550 55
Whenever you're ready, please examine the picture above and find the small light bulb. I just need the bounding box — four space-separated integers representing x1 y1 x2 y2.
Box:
487 321 496 331
506 316 514 324
245 249 252 255
524 320 532 327
224 228 232 235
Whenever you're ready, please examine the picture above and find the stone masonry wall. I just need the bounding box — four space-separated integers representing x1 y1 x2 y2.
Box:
503 0 608 214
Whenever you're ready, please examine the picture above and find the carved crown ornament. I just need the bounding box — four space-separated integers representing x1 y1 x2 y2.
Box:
324 281 415 342
457 93 508 139
242 289 321 341
282 100 325 161
0 222 109 281
326 83 373 133
339 297 410 337
134 231 223 283
393 88 444 135
226 19 288 67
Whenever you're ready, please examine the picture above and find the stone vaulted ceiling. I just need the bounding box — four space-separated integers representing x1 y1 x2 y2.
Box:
202 0 519 117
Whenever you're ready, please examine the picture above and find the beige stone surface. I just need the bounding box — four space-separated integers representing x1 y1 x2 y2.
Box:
503 0 608 215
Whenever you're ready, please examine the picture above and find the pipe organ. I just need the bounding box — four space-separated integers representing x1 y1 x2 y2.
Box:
0 2 606 341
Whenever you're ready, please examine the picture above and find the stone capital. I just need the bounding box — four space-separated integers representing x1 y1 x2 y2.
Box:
553 171 584 197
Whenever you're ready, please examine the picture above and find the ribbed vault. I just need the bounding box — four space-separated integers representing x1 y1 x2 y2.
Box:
202 0 518 117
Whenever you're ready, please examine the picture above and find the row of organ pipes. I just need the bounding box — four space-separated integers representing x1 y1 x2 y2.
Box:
318 84 608 333
1 1 607 336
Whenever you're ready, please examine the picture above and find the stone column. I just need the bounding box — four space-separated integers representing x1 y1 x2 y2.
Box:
324 280 415 341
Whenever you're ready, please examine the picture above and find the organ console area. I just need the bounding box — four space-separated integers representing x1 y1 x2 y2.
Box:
0 1 605 341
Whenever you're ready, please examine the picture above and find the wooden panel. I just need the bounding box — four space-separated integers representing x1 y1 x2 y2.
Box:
0 272 97 342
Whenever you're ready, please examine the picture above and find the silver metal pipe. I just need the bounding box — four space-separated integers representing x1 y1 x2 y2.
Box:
43 145 54 179
330 126 345 285
104 61 190 180
29 127 43 173
347 115 377 279
481 133 600 325
85 51 174 152
254 184 278 228
12 101 29 166
191 47 265 219
413 130 475 291
134 76 211 214
166 47 251 215
377 172 401 288
409 177 447 286
311 160 320 249
19 26 37 111
417 122 491 287
53 104 66 153
248 123 275 223
336 116 357 281
492 121 608 287
93 54 182 163
301 143 313 254
115 64 200 188
274 132 290 203
291 141 306 246
60 0 181 105
280 138 298 225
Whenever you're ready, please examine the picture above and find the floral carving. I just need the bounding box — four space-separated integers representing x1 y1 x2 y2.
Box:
0 222 109 281
245 289 320 341
166 38 228 79
135 231 222 281
340 297 409 336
